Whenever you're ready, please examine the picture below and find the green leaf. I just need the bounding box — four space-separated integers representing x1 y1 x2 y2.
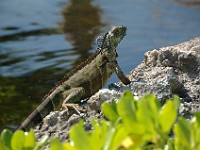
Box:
190 113 200 149
11 130 25 150
50 138 63 150
0 141 11 150
62 142 77 150
117 91 143 134
70 120 95 150
34 135 49 150
23 130 36 149
100 120 116 150
159 97 179 133
136 94 160 134
91 119 115 150
167 138 175 150
174 118 191 147
0 129 13 148
142 94 161 116
109 124 129 150
193 113 200 125
90 119 106 150
102 100 119 122
172 95 180 111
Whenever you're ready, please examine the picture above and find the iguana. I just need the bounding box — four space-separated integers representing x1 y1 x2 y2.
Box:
17 26 131 131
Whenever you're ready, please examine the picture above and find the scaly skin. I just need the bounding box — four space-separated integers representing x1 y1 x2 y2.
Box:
17 26 131 131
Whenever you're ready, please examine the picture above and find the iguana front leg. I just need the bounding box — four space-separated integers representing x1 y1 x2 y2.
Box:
108 62 131 85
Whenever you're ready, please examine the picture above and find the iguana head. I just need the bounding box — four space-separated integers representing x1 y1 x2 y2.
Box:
106 26 127 49
97 26 126 61
99 26 126 50
97 26 127 51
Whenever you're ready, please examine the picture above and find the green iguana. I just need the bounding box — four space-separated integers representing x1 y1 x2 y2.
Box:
17 26 131 131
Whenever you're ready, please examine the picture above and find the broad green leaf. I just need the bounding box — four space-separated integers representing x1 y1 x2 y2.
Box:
109 124 129 150
11 130 25 150
50 138 63 150
193 113 200 125
70 120 95 150
136 94 160 134
174 118 191 147
172 95 180 111
91 119 119 150
159 99 179 133
110 99 117 112
23 130 36 149
91 119 127 150
190 113 200 149
90 119 105 150
102 101 119 122
117 91 144 133
0 129 13 148
34 135 49 150
143 94 161 116
0 141 10 150
62 142 77 150
99 120 115 150
167 138 175 150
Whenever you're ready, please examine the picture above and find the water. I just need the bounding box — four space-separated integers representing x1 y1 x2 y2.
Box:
0 0 200 131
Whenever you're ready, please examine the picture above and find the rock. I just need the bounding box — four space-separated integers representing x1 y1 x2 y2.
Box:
33 37 200 142
87 89 121 112
127 37 200 116
132 37 200 103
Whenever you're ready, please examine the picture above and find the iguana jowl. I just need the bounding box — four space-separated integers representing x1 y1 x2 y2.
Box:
17 26 131 131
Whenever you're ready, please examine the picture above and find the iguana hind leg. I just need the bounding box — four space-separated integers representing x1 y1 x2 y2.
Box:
62 87 85 114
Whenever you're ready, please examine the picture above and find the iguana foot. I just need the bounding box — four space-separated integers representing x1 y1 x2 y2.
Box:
62 103 84 116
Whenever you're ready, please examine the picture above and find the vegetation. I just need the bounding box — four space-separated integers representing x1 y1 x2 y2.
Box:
1 91 200 150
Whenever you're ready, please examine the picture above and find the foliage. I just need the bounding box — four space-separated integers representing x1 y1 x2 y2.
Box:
1 91 200 150
0 129 48 150
68 91 180 150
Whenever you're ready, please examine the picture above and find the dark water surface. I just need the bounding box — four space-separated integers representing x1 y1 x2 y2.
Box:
0 0 200 131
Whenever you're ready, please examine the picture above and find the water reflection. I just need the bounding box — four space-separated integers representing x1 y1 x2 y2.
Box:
0 28 59 42
60 0 105 64
175 0 200 6
0 69 64 131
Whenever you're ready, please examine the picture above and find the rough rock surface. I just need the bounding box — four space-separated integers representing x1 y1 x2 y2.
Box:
34 37 200 142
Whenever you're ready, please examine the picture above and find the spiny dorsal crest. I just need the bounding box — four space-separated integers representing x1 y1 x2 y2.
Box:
96 35 104 51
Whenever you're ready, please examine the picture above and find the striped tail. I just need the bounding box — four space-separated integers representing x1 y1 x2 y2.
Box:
17 97 56 131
